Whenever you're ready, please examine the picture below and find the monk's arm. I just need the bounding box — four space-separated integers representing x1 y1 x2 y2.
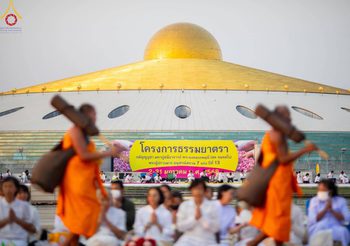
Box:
0 218 10 229
69 127 112 162
277 148 309 165
271 131 316 164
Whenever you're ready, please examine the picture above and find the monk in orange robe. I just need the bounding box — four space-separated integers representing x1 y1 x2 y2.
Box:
248 106 317 246
56 104 125 246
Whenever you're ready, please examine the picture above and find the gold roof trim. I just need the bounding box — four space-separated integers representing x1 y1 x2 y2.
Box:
2 59 349 95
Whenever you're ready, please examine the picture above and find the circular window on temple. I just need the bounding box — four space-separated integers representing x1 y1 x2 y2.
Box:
42 110 61 120
236 105 257 119
291 106 323 120
108 105 130 119
175 105 191 119
0 107 24 117
341 107 350 113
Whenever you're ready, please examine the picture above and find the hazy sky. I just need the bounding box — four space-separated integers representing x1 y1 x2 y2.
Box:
0 0 349 92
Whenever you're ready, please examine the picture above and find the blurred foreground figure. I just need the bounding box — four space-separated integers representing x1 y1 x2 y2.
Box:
308 179 350 246
248 106 317 246
215 184 236 246
56 104 125 246
175 179 220 246
0 177 36 246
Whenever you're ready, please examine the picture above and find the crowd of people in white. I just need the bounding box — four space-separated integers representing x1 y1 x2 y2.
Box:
103 170 248 185
296 170 349 184
0 176 349 246
103 169 350 185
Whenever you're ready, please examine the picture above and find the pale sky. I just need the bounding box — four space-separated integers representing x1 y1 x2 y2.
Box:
0 0 349 92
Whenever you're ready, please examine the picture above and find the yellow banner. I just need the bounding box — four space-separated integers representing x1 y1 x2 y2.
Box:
129 140 238 171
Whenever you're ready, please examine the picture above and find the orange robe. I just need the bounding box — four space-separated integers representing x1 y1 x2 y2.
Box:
250 132 301 242
56 131 107 237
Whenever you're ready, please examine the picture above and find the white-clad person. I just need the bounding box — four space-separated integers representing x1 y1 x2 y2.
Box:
296 171 303 184
308 179 350 246
199 169 209 182
134 187 173 245
215 184 236 246
175 179 220 246
226 172 234 183
327 170 334 179
339 171 348 184
21 171 28 184
154 173 162 183
143 173 152 183
85 190 127 246
0 177 36 246
124 173 133 183
303 173 311 184
289 203 306 245
314 173 321 183
233 201 259 246
16 184 41 245
327 170 336 183
187 170 195 183
4 170 12 178
240 172 246 182
100 171 106 183
217 172 225 183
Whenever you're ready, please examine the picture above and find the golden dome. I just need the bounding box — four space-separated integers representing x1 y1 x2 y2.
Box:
144 23 222 60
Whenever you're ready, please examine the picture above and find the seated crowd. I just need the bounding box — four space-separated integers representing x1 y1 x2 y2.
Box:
0 177 349 246
296 170 349 184
107 170 247 184
108 169 349 185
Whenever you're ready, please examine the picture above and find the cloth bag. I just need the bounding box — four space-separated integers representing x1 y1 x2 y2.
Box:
31 135 89 193
31 140 75 193
236 152 278 207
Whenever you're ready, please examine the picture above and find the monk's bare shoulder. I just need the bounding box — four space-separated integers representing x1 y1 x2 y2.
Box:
269 130 283 145
68 126 82 137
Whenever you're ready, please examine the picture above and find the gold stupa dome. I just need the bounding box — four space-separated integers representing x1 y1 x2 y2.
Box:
144 23 222 60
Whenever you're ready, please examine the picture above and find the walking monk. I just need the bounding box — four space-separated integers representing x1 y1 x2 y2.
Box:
248 106 317 246
56 104 126 246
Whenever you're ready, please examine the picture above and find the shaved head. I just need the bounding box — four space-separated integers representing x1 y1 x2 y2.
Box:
274 105 291 123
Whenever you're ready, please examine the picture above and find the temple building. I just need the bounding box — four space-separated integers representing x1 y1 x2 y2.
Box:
0 23 349 173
